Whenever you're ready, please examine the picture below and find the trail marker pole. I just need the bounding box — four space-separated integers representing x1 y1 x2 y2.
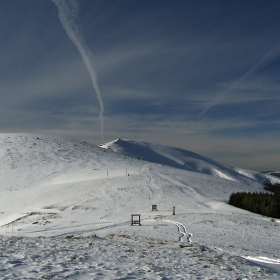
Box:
173 206 175 215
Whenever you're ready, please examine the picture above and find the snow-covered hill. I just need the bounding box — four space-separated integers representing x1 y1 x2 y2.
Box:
264 171 280 179
101 138 278 185
0 133 280 278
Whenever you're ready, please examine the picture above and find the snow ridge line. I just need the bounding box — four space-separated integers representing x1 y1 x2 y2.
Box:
163 219 192 242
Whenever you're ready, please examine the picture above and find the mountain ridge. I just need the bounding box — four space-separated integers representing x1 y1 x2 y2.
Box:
100 138 279 186
0 133 279 238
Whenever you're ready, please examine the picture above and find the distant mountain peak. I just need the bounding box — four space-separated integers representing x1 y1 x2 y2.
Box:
100 138 278 185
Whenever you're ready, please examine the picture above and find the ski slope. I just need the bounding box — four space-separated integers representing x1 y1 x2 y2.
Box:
0 133 279 279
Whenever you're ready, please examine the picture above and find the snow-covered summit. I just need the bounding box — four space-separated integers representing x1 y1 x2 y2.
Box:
100 138 277 185
0 132 271 236
0 133 277 235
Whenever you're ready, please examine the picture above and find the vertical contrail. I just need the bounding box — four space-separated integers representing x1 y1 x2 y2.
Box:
51 0 104 141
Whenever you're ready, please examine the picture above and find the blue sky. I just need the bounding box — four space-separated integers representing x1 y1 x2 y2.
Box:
1 0 279 171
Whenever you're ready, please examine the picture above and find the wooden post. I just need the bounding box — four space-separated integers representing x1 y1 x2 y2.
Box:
173 206 175 215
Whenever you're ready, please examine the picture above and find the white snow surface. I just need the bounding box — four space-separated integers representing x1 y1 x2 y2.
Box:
1 133 280 279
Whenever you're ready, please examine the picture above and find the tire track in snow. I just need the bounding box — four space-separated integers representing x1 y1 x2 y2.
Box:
146 172 162 202
164 219 192 242
141 164 162 202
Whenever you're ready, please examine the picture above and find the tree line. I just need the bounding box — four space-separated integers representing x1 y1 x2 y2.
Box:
264 183 280 193
229 191 280 218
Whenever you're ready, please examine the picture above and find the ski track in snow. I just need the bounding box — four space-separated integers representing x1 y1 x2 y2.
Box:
163 219 192 242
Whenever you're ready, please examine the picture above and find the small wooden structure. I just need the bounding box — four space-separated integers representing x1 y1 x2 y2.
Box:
173 206 175 215
152 205 157 211
131 214 141 226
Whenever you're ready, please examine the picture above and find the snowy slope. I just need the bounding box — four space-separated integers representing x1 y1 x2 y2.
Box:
264 171 280 179
1 133 272 232
101 138 278 185
0 133 280 278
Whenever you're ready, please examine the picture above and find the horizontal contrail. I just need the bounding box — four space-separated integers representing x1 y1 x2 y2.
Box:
51 0 104 141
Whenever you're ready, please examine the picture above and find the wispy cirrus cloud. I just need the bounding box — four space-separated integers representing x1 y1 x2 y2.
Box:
198 40 280 117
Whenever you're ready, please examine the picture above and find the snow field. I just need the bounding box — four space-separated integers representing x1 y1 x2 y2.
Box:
1 231 280 280
1 133 280 278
